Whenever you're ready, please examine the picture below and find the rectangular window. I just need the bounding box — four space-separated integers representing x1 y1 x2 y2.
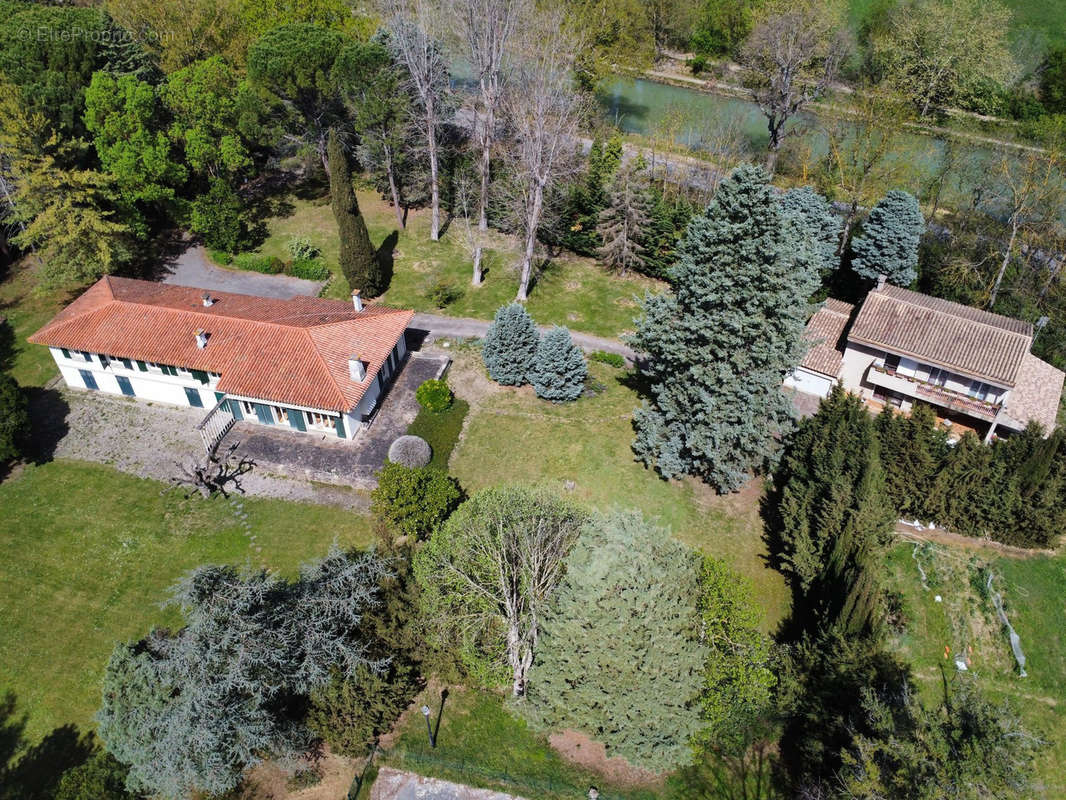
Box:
78 370 98 390
884 353 901 372
190 369 210 385
60 348 71 359
271 406 289 425
116 376 135 397
80 351 93 362
184 387 204 408
120 358 133 370
241 400 257 416
307 411 333 428
968 381 990 401
137 360 148 372
927 367 948 387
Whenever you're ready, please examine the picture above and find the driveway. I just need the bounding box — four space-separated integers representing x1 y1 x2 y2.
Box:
162 244 326 299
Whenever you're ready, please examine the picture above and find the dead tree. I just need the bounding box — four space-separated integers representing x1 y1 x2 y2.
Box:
173 441 255 499
448 0 529 284
383 0 451 242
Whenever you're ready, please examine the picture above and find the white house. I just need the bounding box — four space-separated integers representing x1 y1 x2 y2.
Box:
30 277 414 446
790 283 1064 440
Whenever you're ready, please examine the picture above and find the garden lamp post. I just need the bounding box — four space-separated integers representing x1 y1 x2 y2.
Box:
421 704 436 747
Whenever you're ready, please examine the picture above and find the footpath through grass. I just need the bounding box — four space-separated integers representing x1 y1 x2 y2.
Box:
885 543 1066 797
0 460 374 746
254 191 662 340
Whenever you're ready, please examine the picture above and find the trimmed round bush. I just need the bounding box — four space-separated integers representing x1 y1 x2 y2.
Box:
416 379 453 413
388 435 432 468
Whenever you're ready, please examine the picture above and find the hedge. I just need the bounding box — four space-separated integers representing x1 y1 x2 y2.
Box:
232 253 284 274
287 258 331 281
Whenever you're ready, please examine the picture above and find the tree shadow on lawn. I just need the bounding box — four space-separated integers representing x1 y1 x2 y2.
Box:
0 691 98 800
376 230 399 296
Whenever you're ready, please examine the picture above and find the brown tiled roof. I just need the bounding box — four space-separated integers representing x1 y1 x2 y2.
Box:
29 277 413 413
1003 352 1064 432
848 285 1032 387
800 299 853 378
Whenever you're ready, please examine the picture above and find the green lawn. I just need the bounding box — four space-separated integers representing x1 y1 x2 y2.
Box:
253 191 662 339
446 353 790 632
384 687 659 800
846 0 1066 46
0 260 71 388
406 398 470 471
884 544 1066 797
0 460 375 745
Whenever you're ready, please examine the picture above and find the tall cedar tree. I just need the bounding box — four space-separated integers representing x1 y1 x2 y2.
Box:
771 386 894 637
779 185 842 276
596 166 651 275
0 372 30 462
482 303 539 385
874 404 946 519
521 511 707 772
629 164 819 491
328 130 380 296
529 326 587 402
850 189 925 286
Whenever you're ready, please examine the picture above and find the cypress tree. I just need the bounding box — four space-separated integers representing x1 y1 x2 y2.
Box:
629 164 820 491
875 404 946 519
0 372 29 462
481 303 539 386
328 129 380 296
521 511 707 772
529 326 587 402
779 186 843 276
850 190 925 286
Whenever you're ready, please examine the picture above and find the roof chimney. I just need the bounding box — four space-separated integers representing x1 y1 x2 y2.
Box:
202 292 214 307
349 355 366 381
352 290 364 312
195 328 208 349
876 273 887 291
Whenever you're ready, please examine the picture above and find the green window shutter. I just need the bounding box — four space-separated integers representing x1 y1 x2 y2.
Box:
121 358 133 369
60 348 70 359
334 415 346 438
136 360 148 372
191 369 209 385
254 403 274 424
184 387 204 408
214 392 225 402
228 399 243 420
117 376 135 397
288 409 306 431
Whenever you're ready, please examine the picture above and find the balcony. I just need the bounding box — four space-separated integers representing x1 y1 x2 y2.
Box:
866 364 1000 421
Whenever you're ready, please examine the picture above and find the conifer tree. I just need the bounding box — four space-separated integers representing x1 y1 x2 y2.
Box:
629 164 819 491
521 511 707 772
529 326 587 403
771 387 894 636
328 129 380 295
481 303 540 386
779 185 843 276
0 372 30 462
874 404 946 520
596 167 650 275
850 189 925 286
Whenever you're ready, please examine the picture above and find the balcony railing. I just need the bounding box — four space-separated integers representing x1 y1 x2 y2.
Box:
868 364 1000 421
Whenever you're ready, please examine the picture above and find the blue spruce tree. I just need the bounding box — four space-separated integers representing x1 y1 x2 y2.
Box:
529 326 587 402
629 164 819 491
780 186 843 276
850 189 925 286
482 303 539 385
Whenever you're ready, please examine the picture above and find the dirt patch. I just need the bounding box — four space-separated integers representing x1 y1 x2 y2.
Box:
893 525 1056 559
242 750 359 800
691 475 765 518
441 350 501 408
548 730 664 789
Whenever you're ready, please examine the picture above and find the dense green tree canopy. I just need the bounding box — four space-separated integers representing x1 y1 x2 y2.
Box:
780 185 842 276
850 189 924 286
0 371 29 462
522 511 707 772
529 326 587 403
630 163 819 490
482 303 540 386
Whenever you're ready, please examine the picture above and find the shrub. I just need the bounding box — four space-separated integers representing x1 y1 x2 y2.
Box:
482 303 539 386
688 55 708 75
232 253 284 274
307 664 415 757
416 378 453 413
207 249 232 266
0 372 30 462
54 750 135 800
387 435 432 468
189 178 252 253
529 326 587 403
407 397 469 471
430 280 463 308
371 462 462 539
286 235 320 261
589 350 625 368
287 258 330 281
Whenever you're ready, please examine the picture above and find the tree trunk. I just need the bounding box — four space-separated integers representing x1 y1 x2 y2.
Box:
426 101 441 242
765 118 783 175
473 81 495 286
988 220 1019 307
517 182 544 302
507 621 525 696
384 147 405 230
837 199 859 257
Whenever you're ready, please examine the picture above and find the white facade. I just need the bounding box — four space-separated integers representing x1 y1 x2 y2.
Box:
49 335 408 441
784 366 836 398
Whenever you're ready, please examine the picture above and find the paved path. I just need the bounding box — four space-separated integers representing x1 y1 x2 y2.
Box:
161 244 326 299
372 768 527 800
410 312 639 362
221 353 449 487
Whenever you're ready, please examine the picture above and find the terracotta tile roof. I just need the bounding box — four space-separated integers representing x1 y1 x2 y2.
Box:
28 277 413 413
848 285 1032 387
800 298 854 378
1003 352 1065 432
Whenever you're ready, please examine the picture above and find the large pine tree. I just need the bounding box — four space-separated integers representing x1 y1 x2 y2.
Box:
629 164 819 491
779 185 842 276
529 326 587 402
481 303 540 386
850 189 925 287
596 166 650 275
328 129 381 296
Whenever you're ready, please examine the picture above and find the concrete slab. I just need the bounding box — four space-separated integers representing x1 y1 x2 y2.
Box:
372 768 527 800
